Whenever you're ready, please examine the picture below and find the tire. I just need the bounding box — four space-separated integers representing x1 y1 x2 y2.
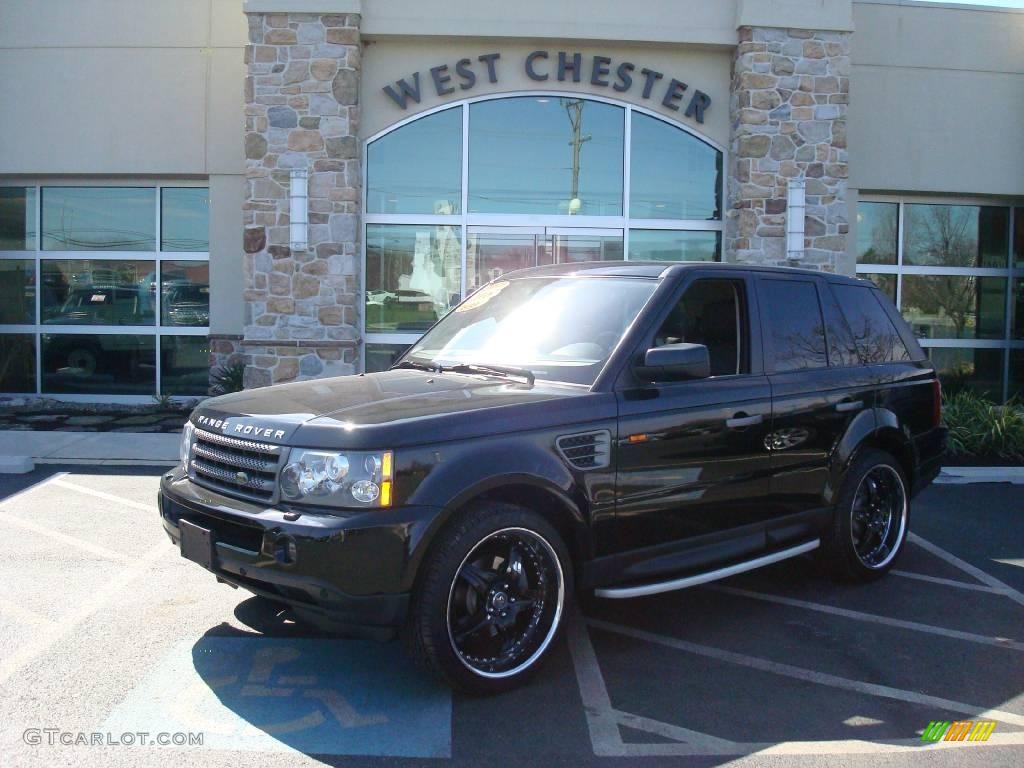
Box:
822 448 909 582
404 502 572 694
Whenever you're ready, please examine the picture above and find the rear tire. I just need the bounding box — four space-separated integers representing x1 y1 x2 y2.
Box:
822 448 909 582
405 502 572 694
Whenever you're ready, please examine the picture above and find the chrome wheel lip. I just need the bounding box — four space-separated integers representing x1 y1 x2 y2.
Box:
446 526 565 680
850 464 907 570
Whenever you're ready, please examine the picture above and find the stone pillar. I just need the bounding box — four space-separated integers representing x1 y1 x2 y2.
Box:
241 10 361 388
726 27 850 270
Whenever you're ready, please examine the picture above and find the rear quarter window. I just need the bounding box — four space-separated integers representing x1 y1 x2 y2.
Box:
759 278 828 373
831 283 913 363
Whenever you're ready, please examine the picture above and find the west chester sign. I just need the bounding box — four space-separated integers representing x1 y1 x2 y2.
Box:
382 51 712 124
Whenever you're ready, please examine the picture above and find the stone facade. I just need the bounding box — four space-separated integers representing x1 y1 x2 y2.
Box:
726 27 850 271
242 11 362 388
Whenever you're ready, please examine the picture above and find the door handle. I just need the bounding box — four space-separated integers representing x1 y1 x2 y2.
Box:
726 413 763 429
835 399 864 413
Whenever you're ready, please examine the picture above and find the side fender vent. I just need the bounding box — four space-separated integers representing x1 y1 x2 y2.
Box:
556 430 611 470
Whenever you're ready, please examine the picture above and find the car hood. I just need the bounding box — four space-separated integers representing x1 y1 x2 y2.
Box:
192 369 611 450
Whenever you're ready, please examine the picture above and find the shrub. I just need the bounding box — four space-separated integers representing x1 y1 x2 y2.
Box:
943 391 1024 460
210 362 246 396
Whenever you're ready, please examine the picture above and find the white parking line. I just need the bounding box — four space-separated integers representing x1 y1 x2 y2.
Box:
709 585 1024 652
892 569 1005 594
0 509 136 564
908 532 1024 609
586 618 1024 727
565 613 623 756
0 598 55 627
51 477 156 514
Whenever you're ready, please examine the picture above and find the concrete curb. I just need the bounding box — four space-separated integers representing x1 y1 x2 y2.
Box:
934 467 1024 485
0 456 34 474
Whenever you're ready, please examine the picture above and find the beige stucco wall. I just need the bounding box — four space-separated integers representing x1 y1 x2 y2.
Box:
849 1 1024 197
361 40 732 147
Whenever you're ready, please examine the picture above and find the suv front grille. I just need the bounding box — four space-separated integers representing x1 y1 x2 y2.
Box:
556 430 611 470
190 428 283 503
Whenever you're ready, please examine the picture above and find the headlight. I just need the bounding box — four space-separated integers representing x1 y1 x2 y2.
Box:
180 421 195 470
280 449 393 508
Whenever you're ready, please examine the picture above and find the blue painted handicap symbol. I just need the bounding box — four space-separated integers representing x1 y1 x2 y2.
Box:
103 637 452 757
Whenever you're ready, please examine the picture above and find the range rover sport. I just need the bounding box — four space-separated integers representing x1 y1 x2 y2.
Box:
160 262 946 693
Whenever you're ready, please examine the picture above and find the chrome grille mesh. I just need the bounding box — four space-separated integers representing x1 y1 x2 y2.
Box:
190 427 282 503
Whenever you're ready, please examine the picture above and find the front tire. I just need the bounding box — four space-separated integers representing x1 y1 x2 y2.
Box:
405 502 572 694
823 448 909 582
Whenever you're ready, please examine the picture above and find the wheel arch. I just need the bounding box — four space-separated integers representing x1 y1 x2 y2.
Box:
402 475 590 593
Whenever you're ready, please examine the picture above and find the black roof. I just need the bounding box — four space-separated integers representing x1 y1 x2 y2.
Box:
507 260 870 285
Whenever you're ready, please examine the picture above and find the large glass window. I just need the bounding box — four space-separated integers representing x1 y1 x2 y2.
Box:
0 185 209 398
855 202 898 265
42 187 156 251
628 230 718 262
903 204 1008 269
161 188 210 251
365 96 724 373
0 187 36 250
630 112 720 220
367 107 463 215
469 97 624 216
365 224 462 333
855 197 1021 402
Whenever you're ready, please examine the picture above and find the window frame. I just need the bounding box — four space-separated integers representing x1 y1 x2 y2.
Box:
361 92 727 371
855 194 1023 402
0 180 210 401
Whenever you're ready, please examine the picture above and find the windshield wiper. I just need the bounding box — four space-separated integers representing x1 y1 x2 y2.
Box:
445 362 535 386
393 359 441 373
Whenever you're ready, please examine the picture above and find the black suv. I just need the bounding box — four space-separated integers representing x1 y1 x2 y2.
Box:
161 262 945 693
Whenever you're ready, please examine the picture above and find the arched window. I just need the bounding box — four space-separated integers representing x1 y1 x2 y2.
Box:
363 95 724 372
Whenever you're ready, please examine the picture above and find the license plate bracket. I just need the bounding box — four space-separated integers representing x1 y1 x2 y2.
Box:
179 519 215 570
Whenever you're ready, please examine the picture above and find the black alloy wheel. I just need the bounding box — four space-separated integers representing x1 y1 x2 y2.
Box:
405 503 571 694
446 527 564 678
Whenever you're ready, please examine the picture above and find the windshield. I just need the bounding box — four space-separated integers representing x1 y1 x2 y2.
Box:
402 276 658 386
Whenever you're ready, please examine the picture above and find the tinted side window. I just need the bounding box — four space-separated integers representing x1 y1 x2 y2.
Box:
821 287 860 367
760 279 828 373
832 283 911 363
653 278 748 376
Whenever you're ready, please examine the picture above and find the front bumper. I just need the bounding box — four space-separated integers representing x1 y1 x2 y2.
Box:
159 468 441 639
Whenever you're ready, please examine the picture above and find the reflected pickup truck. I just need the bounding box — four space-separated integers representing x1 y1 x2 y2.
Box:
160 262 945 693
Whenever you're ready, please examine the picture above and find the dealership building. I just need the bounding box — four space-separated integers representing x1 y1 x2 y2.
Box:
0 0 1021 401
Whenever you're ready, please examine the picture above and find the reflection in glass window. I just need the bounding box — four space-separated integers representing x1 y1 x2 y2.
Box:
42 333 155 394
1014 279 1023 340
629 230 718 262
832 284 910 363
467 233 537 294
860 273 896 302
549 234 623 264
855 202 898 265
0 187 36 250
630 112 720 220
1011 349 1024 402
367 107 462 215
365 343 411 373
0 260 35 324
161 335 210 395
469 97 624 215
900 275 1005 339
161 188 210 251
1015 208 1024 269
760 279 828 372
40 259 156 326
365 224 462 333
928 347 1004 400
42 187 156 251
0 334 35 392
161 261 210 327
903 204 1008 268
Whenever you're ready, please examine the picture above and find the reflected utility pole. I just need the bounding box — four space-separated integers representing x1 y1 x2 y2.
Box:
563 99 591 213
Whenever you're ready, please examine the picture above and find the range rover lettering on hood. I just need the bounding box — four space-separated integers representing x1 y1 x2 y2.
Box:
195 415 285 440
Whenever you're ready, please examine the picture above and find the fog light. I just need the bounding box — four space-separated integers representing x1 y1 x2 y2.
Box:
274 535 298 566
350 480 380 503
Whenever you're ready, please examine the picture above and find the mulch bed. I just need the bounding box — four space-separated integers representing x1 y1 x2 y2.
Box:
0 399 194 433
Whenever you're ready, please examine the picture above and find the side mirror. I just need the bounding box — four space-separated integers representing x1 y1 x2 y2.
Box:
635 343 710 382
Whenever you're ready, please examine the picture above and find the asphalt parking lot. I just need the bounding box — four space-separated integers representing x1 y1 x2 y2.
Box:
1 467 1022 768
